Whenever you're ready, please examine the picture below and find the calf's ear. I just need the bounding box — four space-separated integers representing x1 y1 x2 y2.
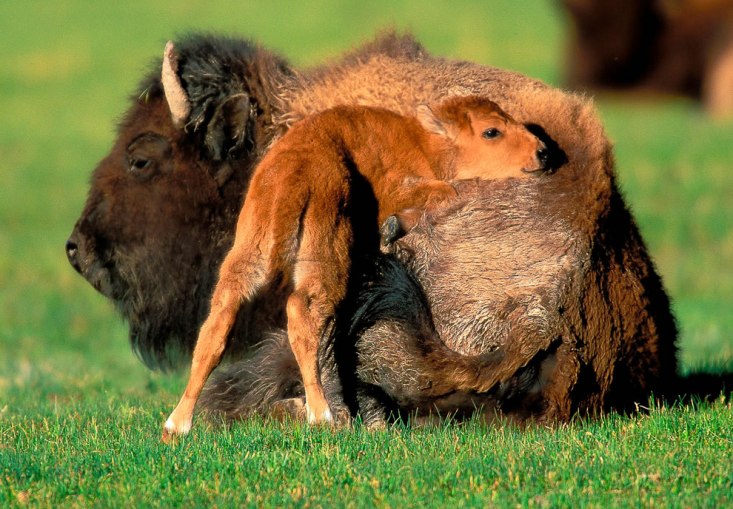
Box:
416 104 448 137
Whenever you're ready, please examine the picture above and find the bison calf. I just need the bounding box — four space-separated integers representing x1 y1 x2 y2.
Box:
163 96 548 438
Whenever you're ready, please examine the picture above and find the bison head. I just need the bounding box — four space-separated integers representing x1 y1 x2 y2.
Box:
66 35 292 368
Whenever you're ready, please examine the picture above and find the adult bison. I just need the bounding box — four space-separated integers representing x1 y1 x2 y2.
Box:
561 0 733 117
66 32 678 425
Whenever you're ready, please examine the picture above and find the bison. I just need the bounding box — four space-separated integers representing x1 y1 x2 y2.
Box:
561 0 733 117
66 32 678 426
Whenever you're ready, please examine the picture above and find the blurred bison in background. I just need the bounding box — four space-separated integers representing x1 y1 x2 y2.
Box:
66 32 678 425
561 0 733 117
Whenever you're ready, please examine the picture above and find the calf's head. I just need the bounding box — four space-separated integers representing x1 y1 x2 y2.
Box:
66 35 292 367
418 96 549 179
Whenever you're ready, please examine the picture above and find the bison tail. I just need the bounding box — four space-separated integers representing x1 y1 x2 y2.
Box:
197 332 304 421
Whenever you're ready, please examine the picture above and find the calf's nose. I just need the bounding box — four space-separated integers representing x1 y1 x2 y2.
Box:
66 239 81 273
536 145 549 169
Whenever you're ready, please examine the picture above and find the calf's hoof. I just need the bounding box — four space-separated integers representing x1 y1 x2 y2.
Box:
379 215 404 247
305 402 334 426
161 414 191 443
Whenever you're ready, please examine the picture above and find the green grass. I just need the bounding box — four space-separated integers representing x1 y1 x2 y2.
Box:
1 0 732 507
3 392 732 507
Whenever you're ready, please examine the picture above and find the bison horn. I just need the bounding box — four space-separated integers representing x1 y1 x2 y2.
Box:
161 41 191 128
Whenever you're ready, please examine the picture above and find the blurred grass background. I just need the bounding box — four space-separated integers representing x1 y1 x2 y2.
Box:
1 0 732 506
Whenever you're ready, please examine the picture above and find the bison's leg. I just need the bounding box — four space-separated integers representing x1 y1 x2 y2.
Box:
384 180 458 246
162 242 258 440
162 284 240 440
161 181 279 440
286 205 353 425
286 287 336 424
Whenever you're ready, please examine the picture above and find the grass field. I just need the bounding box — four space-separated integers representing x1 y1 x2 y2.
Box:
1 0 732 507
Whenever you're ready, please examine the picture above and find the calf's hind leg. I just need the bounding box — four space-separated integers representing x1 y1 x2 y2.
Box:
162 254 250 440
287 288 335 424
286 216 351 425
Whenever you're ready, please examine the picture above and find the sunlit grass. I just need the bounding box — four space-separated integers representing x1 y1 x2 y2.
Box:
2 392 731 507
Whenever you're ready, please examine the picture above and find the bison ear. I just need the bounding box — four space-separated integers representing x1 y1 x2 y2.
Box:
203 92 255 162
416 104 448 137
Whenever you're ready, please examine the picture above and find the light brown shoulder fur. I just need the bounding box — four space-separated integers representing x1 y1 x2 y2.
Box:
295 36 675 423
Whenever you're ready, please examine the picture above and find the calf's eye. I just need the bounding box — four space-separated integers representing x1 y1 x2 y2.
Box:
482 128 501 139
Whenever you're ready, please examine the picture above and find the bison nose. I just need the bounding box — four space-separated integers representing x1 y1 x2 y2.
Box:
66 239 82 273
537 146 550 169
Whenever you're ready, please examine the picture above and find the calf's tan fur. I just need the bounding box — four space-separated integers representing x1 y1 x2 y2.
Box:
163 96 547 437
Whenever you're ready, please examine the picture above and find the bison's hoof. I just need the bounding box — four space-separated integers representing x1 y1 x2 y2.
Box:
306 404 334 425
366 419 387 431
270 397 307 421
380 215 403 247
161 427 178 444
333 407 353 428
161 416 191 443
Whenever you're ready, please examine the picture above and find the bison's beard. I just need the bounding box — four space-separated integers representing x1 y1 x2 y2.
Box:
108 240 219 369
107 228 288 370
69 215 226 369
79 258 116 300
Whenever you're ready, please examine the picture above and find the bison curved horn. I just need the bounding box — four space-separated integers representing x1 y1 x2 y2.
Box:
161 41 191 128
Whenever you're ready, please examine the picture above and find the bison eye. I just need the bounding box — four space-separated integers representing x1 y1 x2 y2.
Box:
129 157 151 172
482 128 501 139
125 133 171 179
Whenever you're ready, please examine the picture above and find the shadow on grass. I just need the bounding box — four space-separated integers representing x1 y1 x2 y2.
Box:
669 370 733 404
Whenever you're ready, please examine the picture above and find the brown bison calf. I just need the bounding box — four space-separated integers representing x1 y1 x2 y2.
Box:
163 97 548 437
